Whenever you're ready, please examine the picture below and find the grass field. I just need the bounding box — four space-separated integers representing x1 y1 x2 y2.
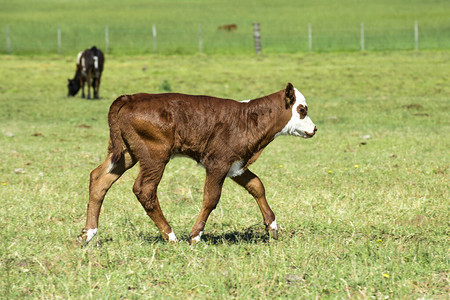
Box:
1 0 450 55
0 51 449 298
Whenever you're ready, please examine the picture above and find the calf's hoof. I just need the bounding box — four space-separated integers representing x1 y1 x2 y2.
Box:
164 231 178 243
189 231 203 245
76 228 97 246
266 218 278 239
268 229 279 239
77 228 88 246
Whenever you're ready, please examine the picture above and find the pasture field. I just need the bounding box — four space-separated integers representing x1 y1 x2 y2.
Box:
1 0 450 55
0 51 449 298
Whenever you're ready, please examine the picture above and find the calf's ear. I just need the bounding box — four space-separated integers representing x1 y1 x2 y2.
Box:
284 82 295 108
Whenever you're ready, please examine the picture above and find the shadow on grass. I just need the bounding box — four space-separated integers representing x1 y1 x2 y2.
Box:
203 226 270 245
135 224 271 245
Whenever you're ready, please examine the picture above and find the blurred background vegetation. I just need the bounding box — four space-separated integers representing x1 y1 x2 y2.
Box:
1 0 449 55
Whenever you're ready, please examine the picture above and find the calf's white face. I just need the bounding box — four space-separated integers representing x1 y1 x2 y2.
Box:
276 88 317 138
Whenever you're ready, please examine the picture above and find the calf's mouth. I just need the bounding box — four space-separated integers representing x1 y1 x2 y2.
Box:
305 126 318 138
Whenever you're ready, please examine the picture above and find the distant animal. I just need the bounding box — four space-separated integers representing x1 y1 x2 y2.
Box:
218 24 237 31
67 46 104 99
77 83 317 245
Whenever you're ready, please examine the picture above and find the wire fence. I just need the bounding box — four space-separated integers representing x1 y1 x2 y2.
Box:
3 21 449 55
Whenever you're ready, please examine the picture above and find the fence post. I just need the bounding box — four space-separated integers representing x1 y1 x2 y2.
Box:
253 22 261 54
105 26 109 54
6 24 11 54
360 22 365 51
152 24 157 53
308 23 312 52
414 21 418 51
199 24 203 54
57 26 61 54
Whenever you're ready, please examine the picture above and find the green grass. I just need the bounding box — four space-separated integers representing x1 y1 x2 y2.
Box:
0 51 449 298
1 0 450 55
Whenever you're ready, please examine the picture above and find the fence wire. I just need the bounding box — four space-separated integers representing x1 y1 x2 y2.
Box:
2 22 449 55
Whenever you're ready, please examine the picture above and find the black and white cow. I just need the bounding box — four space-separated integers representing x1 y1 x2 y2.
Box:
67 46 104 99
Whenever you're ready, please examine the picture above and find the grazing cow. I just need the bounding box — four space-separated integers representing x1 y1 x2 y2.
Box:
77 83 317 245
67 46 104 99
218 24 238 31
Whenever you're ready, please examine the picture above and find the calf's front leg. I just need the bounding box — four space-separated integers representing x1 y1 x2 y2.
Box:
232 169 278 238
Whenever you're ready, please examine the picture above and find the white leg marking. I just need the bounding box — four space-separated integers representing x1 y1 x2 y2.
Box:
168 231 178 242
269 218 277 230
192 231 203 243
85 228 98 243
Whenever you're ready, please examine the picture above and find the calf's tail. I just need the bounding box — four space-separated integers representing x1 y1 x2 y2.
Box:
108 95 130 166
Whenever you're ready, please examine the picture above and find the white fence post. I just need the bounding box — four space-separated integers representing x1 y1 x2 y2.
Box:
253 22 261 54
6 24 11 54
360 22 365 51
57 26 61 54
414 21 419 51
308 23 312 52
199 24 203 54
152 24 157 53
105 26 109 54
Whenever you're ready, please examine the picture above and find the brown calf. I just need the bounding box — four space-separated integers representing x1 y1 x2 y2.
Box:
78 83 317 245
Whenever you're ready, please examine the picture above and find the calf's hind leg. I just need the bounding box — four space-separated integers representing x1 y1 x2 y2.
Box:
80 78 86 98
78 151 135 245
93 77 100 99
232 169 278 238
133 161 178 242
86 74 92 99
